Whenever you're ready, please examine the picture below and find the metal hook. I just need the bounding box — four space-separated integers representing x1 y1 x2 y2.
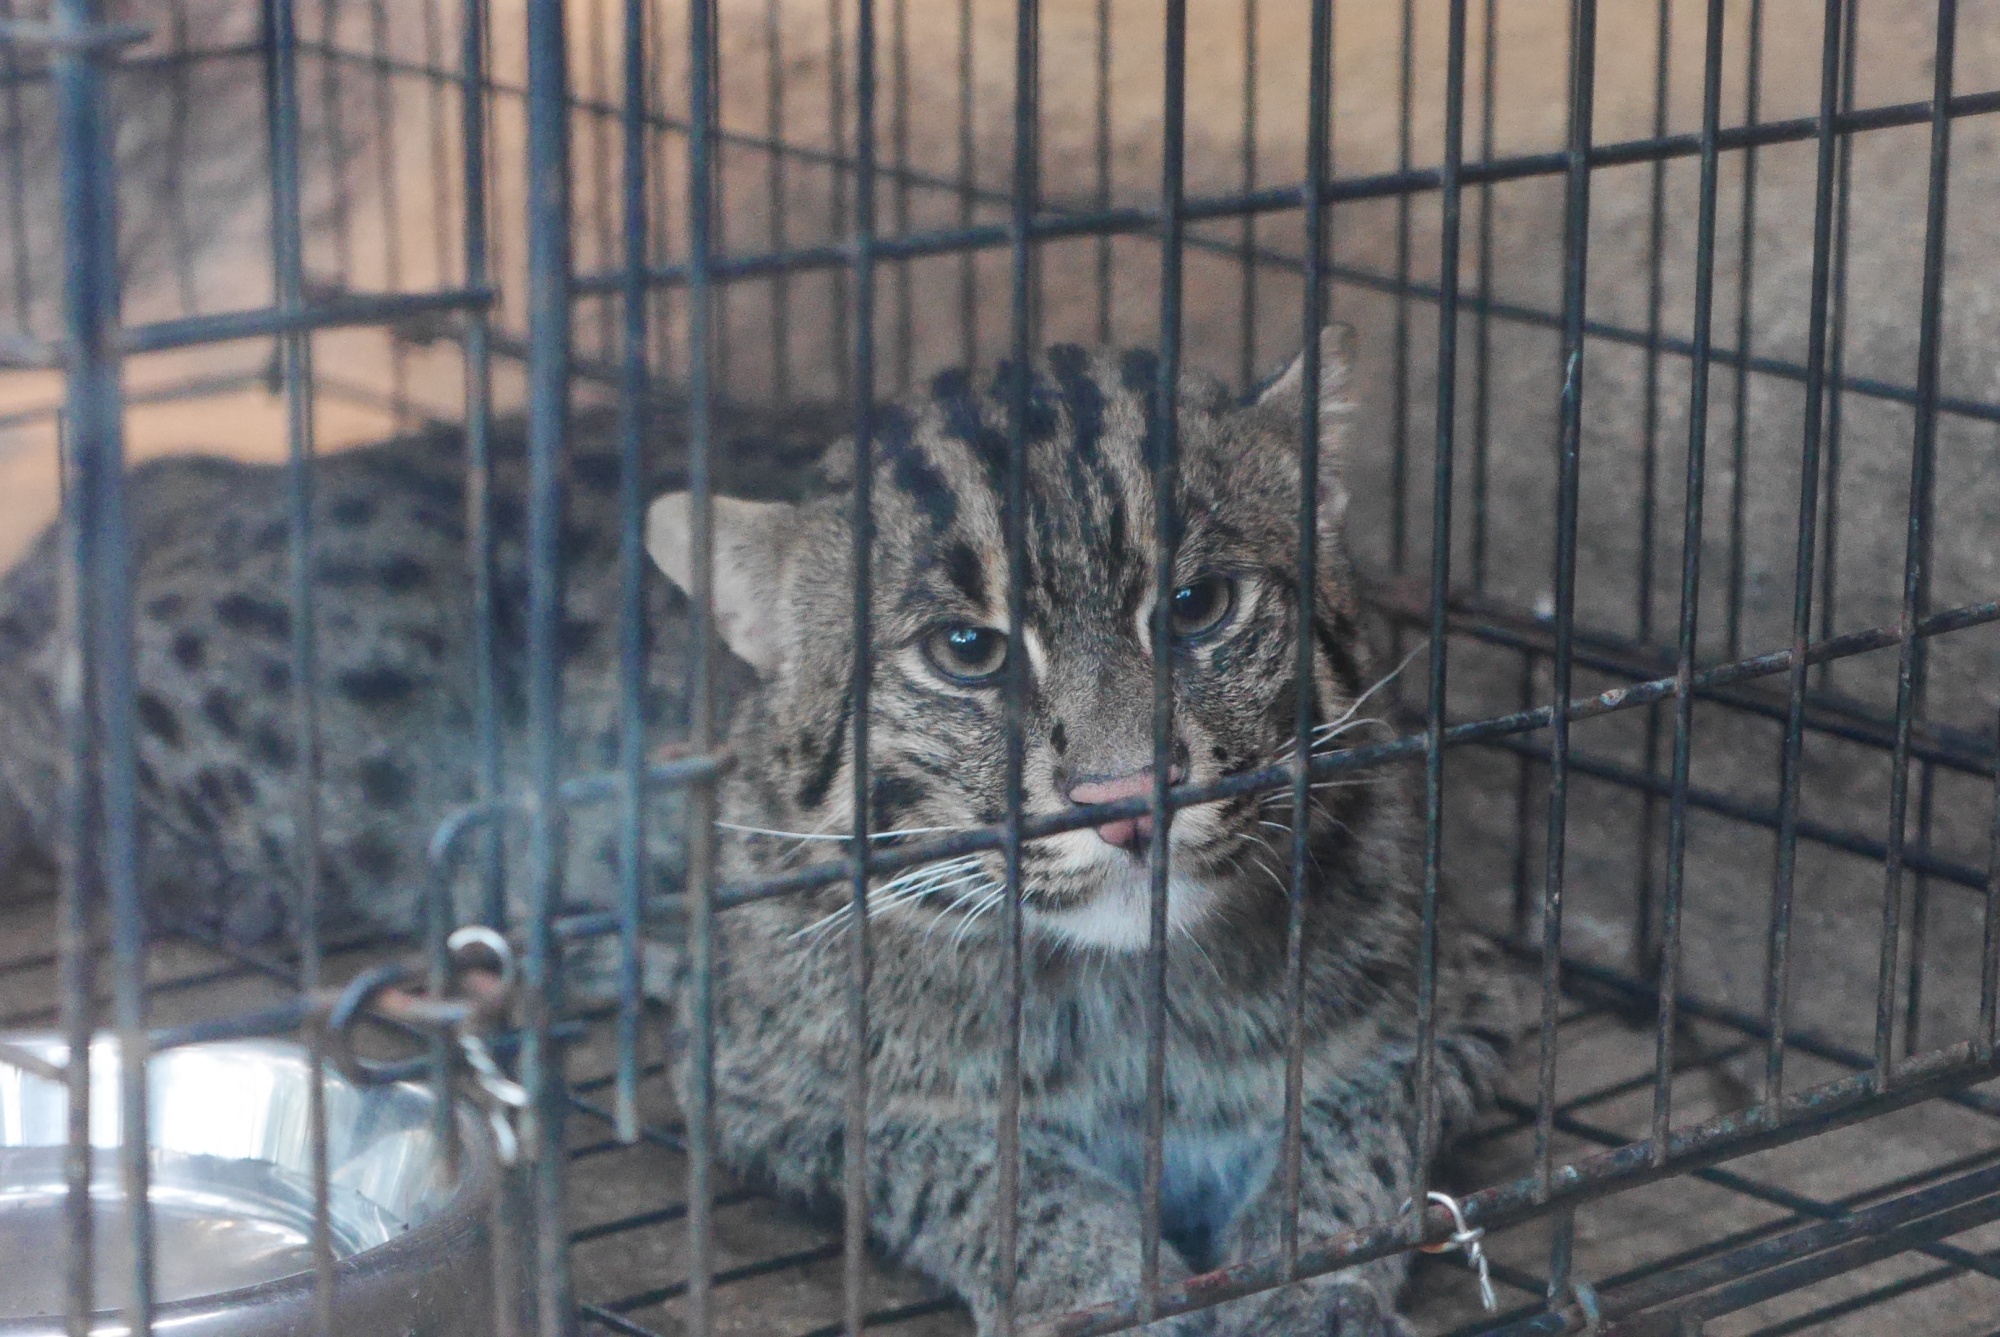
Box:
448 923 518 994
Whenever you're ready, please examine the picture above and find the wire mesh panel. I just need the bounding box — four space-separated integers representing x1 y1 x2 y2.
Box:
1 2 1998 1336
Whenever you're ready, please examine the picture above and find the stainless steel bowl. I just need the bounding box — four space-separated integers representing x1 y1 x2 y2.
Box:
0 1036 506 1335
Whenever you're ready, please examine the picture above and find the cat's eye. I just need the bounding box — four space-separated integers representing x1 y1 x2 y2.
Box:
1169 575 1236 639
923 624 1009 684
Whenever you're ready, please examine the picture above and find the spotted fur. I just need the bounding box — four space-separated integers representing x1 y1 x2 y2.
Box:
0 400 829 951
646 336 1522 1334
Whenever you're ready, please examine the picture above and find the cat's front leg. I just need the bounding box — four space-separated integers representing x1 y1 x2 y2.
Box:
1203 1092 1417 1336
866 1117 1215 1337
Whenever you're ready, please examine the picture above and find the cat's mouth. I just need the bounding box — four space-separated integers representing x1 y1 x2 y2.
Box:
1013 811 1241 950
1025 862 1224 951
826 799 1256 951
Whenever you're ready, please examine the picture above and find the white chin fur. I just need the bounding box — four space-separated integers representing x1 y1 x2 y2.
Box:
1028 843 1221 951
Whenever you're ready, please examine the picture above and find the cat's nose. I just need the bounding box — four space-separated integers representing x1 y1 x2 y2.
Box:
1064 765 1187 850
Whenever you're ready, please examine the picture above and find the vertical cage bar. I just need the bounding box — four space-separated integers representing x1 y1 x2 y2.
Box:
1534 0 1596 1198
54 295 97 1337
320 0 355 285
702 0 728 401
586 0 616 361
1092 0 1111 346
995 0 1040 1329
1546 1207 1576 1310
1652 0 1729 1163
682 0 722 1329
843 0 881 1329
1983 702 1999 1058
2 0 29 327
1630 0 1671 979
1281 0 1334 1275
479 0 508 356
423 907 471 1242
1815 0 1859 688
956 0 977 368
645 2 673 381
461 0 504 932
164 0 198 315
612 0 650 1149
266 0 335 1324
889 0 910 390
421 0 456 288
1141 0 1188 1311
1905 762 1938 1054
1411 0 1468 1227
50 1 148 1328
1723 0 1765 660
522 0 576 1327
1873 0 1953 1085
1235 0 1258 394
1468 0 1495 594
368 0 406 409
1764 0 1847 1106
1509 649 1536 939
766 0 791 401
1388 0 1414 576
825 0 850 400
423 793 460 1235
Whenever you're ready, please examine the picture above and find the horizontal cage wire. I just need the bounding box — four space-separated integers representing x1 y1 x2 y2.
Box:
1 1 1998 1336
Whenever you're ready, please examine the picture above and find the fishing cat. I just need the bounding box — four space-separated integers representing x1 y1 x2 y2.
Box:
643 336 1518 1333
0 337 1515 1332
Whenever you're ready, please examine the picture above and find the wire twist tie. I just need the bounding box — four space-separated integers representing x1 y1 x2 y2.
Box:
445 926 529 1165
1408 1191 1496 1313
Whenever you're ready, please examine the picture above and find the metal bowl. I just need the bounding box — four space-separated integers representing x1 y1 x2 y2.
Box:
0 1036 505 1336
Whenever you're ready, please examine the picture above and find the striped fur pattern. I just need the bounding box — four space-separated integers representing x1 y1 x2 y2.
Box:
647 337 1520 1334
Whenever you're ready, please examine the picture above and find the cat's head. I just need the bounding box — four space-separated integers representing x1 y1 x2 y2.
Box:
647 333 1383 951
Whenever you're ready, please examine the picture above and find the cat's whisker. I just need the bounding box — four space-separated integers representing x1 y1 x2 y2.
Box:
791 905 852 947
1182 931 1222 979
945 897 991 948
876 854 984 890
872 870 989 919
1310 717 1394 745
789 854 990 943
1268 718 1389 768
924 880 1002 944
1308 776 1380 793
1332 642 1424 722
1265 642 1425 768
951 885 1009 946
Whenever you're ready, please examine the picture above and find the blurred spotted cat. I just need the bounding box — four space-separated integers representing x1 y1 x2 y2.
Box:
643 335 1520 1334
0 399 827 947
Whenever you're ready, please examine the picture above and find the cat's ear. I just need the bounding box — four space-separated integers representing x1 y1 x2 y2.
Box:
646 493 795 673
1254 323 1356 529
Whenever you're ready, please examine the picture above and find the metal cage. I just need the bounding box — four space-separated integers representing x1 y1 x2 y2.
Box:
2 0 1998 1334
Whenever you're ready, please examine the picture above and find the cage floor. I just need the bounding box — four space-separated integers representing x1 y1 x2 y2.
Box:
3 863 1997 1337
